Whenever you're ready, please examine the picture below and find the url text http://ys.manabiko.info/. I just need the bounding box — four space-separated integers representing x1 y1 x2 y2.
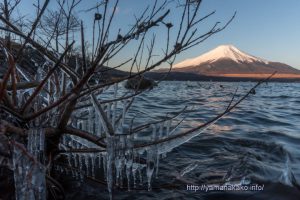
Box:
186 184 265 192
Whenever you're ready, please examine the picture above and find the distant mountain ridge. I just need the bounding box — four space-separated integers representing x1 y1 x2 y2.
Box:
157 45 300 77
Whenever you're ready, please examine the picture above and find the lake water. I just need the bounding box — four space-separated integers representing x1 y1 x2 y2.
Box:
70 81 300 200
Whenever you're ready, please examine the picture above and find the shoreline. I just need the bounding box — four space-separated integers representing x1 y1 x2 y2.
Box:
145 72 300 82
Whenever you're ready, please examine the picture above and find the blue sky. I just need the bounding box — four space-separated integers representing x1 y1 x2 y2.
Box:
17 0 300 70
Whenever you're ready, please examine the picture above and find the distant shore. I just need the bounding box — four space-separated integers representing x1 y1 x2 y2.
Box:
215 73 300 79
145 72 300 82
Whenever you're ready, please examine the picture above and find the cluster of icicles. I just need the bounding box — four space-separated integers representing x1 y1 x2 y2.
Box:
59 121 175 191
58 84 179 200
10 67 213 200
13 129 46 200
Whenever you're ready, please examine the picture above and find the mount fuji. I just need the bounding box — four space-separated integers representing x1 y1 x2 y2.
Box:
167 45 300 78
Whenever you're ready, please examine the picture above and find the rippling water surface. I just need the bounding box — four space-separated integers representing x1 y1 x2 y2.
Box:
74 81 300 200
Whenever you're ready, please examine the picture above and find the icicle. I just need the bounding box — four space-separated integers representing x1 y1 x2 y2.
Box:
67 154 72 166
84 154 89 176
84 117 89 132
112 101 117 130
34 129 39 158
39 128 45 162
78 120 82 130
145 125 158 190
138 167 144 185
144 116 222 155
138 165 143 186
146 148 155 191
98 153 102 169
125 135 133 191
112 83 118 130
75 56 80 73
91 96 111 137
115 157 121 186
151 124 157 139
118 135 126 187
27 130 33 154
103 154 107 180
180 162 199 177
159 122 164 138
106 136 115 200
99 123 103 137
132 163 139 188
115 135 123 186
166 119 172 136
88 107 94 133
120 100 127 134
70 154 74 167
107 103 112 122
155 124 160 178
155 154 160 178
13 143 46 200
95 113 99 135
153 124 162 177
27 128 45 162
79 154 83 171
74 154 78 168
95 112 102 136
119 155 125 188
119 161 124 188
29 129 36 157
91 94 115 199
91 154 95 178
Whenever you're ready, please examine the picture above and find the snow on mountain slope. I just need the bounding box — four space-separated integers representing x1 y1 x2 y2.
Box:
174 45 269 68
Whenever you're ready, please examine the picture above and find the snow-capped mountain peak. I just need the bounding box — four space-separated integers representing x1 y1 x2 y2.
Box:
174 45 269 68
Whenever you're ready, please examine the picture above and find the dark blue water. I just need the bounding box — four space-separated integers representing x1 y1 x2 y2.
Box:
71 81 300 200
